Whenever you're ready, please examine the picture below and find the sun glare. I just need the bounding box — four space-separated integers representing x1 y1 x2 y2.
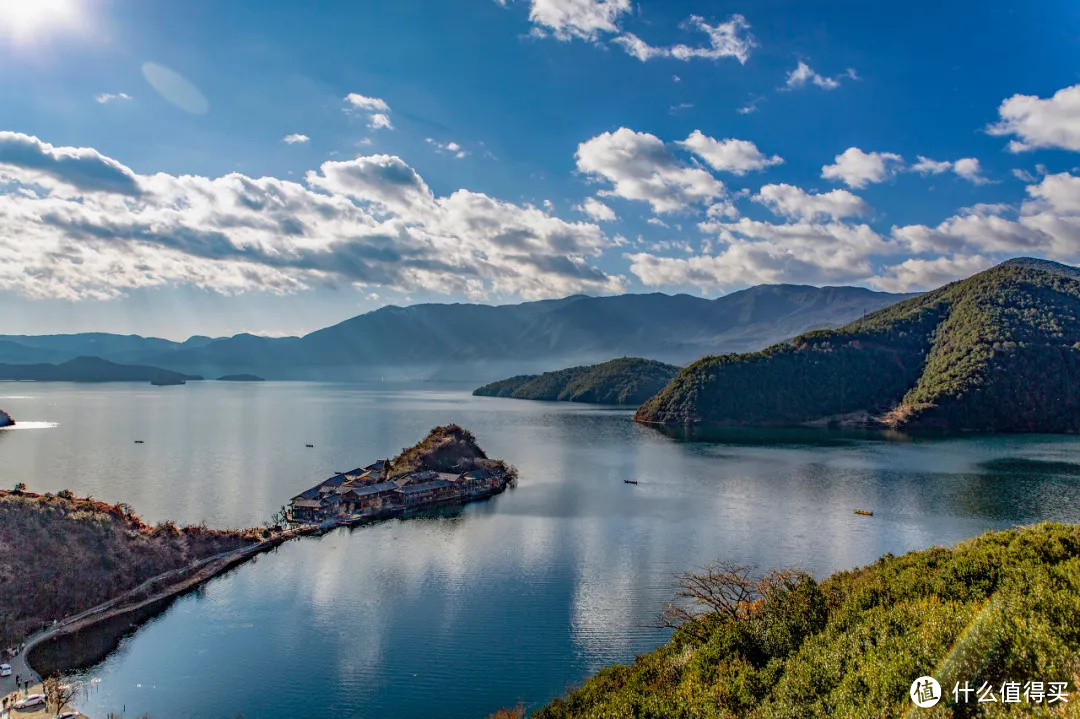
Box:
0 0 84 43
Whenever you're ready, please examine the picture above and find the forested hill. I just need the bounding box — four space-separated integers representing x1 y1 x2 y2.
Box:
534 523 1080 719
474 357 680 405
635 258 1080 432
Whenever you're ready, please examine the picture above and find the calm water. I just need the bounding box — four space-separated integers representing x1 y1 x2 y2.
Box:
4 381 1080 718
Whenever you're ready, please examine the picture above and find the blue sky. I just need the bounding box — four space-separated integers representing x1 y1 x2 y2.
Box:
1 0 1079 339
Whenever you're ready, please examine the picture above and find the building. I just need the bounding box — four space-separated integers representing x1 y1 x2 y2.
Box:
340 481 400 514
289 487 324 522
458 468 501 496
395 479 463 509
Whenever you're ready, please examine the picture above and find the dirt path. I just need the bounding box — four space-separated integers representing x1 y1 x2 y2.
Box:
8 524 320 702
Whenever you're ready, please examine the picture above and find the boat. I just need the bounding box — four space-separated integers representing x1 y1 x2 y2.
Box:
854 509 874 516
306 444 314 448
134 440 144 444
623 479 639 485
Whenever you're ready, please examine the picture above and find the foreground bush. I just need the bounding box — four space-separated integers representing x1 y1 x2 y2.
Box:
536 523 1080 718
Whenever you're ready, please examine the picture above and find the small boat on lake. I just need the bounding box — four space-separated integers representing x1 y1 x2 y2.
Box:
134 440 144 444
306 444 314 448
854 509 873 516
624 479 639 485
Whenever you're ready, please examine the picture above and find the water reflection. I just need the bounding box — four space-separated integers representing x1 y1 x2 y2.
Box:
0 384 1078 718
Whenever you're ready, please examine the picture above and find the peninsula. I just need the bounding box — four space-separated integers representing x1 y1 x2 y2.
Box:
474 357 679 406
0 408 12 427
636 259 1080 432
0 488 272 649
289 425 515 525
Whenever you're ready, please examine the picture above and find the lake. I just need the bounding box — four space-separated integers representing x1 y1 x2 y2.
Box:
3 381 1080 718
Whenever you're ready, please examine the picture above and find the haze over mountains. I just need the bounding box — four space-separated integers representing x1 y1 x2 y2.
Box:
0 284 913 381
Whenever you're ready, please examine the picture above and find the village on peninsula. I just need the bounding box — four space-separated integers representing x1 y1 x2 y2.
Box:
288 424 516 526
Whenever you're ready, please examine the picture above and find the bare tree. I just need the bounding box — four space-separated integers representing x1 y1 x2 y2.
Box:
659 561 805 640
43 673 78 714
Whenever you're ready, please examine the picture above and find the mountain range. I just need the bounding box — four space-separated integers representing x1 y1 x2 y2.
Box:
0 285 913 381
636 258 1080 432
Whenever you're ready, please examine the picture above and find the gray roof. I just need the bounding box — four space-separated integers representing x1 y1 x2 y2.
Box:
291 487 321 501
397 479 459 495
320 474 349 489
342 481 399 498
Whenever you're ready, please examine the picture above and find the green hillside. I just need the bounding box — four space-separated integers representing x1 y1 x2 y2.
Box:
474 357 680 405
635 260 1080 432
535 522 1080 719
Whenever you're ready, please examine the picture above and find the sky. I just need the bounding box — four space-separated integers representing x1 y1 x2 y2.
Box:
1 0 1079 340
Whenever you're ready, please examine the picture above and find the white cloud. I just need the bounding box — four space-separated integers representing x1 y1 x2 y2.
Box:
910 155 988 184
575 128 725 213
368 113 393 130
614 14 755 64
94 92 132 104
0 131 625 302
575 197 616 222
785 61 856 91
527 0 632 41
344 93 390 112
628 217 889 290
891 172 1080 261
0 130 140 195
736 96 762 114
988 83 1080 152
822 147 904 189
282 133 310 144
680 130 783 175
426 138 468 159
345 94 393 131
952 158 987 184
753 183 869 221
871 255 993 292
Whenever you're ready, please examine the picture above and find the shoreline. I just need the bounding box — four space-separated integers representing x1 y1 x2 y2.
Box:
15 524 322 682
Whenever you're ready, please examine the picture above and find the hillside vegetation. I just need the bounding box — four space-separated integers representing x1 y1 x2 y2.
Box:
0 489 260 647
474 357 680 405
635 259 1080 432
536 523 1080 718
387 424 516 479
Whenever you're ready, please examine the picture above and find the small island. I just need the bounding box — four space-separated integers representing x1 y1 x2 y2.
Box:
217 374 265 382
0 408 13 427
474 357 680 406
289 424 515 526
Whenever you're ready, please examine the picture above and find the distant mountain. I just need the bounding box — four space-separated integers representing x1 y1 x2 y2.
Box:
0 357 199 385
474 357 680 405
635 259 1080 433
137 285 914 380
0 333 219 365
